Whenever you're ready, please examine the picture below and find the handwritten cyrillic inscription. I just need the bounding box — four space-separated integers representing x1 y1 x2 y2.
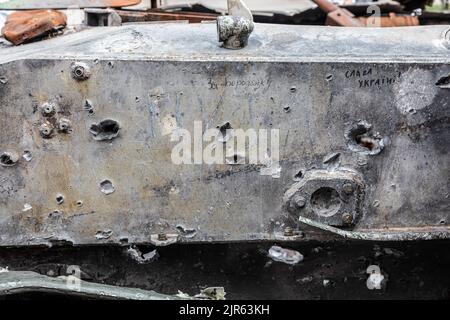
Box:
208 77 270 90
344 68 401 88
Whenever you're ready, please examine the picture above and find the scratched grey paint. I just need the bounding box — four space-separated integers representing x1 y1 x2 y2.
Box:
0 23 449 246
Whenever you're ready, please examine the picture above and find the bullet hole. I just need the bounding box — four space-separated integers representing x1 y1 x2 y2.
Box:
135 97 140 102
218 122 232 135
357 135 375 149
290 86 297 93
435 74 450 88
108 61 114 68
56 194 64 205
310 187 341 217
0 151 19 167
439 219 446 225
326 74 333 81
89 119 120 141
49 210 63 218
294 170 303 179
345 121 384 155
100 179 115 195
119 237 129 245
283 106 291 113
22 150 32 162
76 200 83 207
0 76 7 84
84 99 94 114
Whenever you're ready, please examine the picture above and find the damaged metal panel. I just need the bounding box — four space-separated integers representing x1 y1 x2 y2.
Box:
0 23 449 246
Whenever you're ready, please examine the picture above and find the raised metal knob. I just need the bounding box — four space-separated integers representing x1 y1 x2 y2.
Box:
217 0 254 49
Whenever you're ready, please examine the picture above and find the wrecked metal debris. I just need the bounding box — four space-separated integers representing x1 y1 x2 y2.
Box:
0 270 185 299
313 0 364 26
366 265 387 290
268 246 304 265
177 287 226 300
157 0 316 17
0 0 141 10
85 8 122 27
358 12 419 27
126 247 159 264
116 9 218 24
1 9 66 45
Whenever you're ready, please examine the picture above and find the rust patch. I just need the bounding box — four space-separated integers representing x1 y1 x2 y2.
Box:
1 10 67 45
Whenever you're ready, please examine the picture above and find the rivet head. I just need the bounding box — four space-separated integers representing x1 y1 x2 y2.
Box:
289 195 306 211
343 183 354 195
342 212 353 225
71 62 91 81
39 123 53 138
40 102 56 117
293 195 306 208
58 118 71 132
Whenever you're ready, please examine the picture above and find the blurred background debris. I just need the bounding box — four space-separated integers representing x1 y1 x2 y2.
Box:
1 0 450 46
1 9 66 45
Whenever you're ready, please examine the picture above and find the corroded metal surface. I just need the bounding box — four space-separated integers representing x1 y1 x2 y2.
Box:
1 10 67 45
0 23 449 246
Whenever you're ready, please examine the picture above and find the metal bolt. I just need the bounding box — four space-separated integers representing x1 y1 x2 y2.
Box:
292 195 306 208
40 102 56 117
71 62 91 80
58 118 71 132
283 227 294 237
342 212 353 225
39 123 53 138
343 183 354 195
157 233 167 241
